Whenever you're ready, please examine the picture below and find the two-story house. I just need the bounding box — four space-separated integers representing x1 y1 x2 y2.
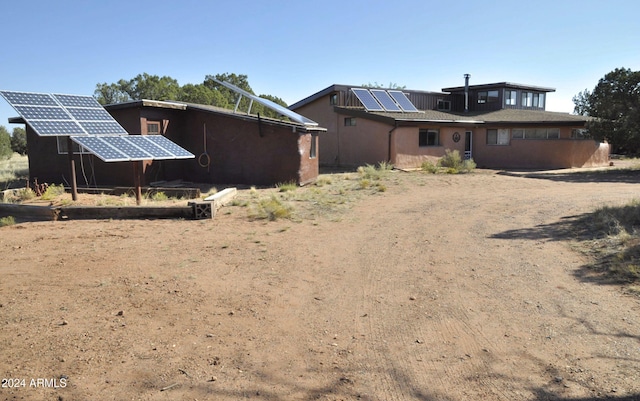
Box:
290 75 609 170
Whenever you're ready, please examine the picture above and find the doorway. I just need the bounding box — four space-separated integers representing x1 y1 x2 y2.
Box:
464 131 472 160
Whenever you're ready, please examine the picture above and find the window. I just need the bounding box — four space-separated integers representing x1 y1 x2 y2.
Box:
521 92 533 107
56 137 90 155
512 128 560 139
344 117 356 126
437 100 451 111
478 91 499 104
571 128 588 139
329 93 338 105
505 90 517 106
147 121 161 135
310 134 317 159
486 129 510 145
419 129 439 147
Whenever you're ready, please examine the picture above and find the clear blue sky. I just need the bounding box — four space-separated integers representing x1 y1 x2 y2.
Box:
1 0 639 131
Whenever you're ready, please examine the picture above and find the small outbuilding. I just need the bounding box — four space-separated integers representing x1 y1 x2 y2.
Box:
18 98 325 188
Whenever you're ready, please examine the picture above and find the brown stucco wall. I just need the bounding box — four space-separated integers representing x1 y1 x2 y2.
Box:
26 104 318 188
471 127 610 169
393 126 469 169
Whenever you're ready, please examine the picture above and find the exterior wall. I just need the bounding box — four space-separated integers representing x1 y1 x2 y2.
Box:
26 104 318 188
472 127 610 169
294 97 339 166
392 126 468 169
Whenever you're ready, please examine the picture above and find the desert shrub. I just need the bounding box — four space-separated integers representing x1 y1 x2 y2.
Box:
40 184 66 200
0 216 15 227
150 191 169 201
421 160 438 173
276 181 297 192
357 162 393 181
250 195 293 221
14 188 35 202
438 149 463 169
461 158 477 173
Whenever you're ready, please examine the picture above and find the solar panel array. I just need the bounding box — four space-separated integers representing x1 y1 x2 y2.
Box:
71 135 194 163
351 88 420 113
0 89 195 162
0 90 128 136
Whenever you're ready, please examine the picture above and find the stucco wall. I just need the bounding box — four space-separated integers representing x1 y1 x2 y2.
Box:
472 127 610 169
393 126 468 169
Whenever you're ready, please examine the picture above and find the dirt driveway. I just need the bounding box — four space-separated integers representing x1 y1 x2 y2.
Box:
1 169 639 401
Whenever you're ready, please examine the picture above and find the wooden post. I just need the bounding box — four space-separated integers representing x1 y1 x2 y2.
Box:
133 161 142 205
66 136 78 201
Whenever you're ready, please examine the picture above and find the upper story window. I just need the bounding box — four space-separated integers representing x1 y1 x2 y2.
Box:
478 90 499 104
505 90 518 106
329 93 338 105
521 92 545 108
437 100 451 111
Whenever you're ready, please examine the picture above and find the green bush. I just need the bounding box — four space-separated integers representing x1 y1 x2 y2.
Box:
41 184 66 200
438 149 463 169
250 195 293 221
421 160 438 173
0 126 11 160
0 216 16 227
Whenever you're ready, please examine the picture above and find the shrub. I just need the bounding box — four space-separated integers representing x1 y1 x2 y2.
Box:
421 160 438 173
40 184 66 200
250 195 293 221
438 149 463 169
0 216 15 227
150 191 169 201
276 181 297 192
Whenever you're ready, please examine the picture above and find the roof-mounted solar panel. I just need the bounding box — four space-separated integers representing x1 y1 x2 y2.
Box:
211 78 319 126
388 90 420 112
370 89 402 112
351 88 385 111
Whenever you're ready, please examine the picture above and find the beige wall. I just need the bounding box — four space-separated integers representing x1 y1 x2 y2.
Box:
472 127 610 169
393 126 468 169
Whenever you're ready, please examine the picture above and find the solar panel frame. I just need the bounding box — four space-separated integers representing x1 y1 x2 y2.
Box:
351 88 385 111
370 89 402 112
387 90 420 112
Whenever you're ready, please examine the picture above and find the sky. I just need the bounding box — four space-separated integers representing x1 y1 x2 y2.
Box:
1 0 639 131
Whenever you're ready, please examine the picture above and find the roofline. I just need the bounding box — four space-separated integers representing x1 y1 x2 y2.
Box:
442 82 556 93
106 99 326 132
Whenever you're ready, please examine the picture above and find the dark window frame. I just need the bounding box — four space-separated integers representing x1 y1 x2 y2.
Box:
419 128 440 147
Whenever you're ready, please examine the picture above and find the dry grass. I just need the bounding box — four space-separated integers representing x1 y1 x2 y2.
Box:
0 153 28 189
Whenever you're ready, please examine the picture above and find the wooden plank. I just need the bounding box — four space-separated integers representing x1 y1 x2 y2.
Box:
58 206 194 220
0 203 57 221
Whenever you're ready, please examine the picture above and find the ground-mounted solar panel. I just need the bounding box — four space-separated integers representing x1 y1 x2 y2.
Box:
28 120 86 136
124 135 174 159
370 89 402 112
66 107 114 121
53 93 103 108
70 136 129 162
351 88 385 111
388 90 420 112
99 136 153 161
79 121 128 136
144 135 194 159
0 91 58 106
14 105 72 120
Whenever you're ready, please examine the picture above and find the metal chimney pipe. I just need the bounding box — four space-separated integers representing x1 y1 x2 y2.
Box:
464 74 470 113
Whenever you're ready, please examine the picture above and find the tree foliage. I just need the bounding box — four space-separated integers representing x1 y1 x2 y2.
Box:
573 67 640 154
93 72 291 120
0 126 12 160
361 82 406 89
10 127 27 155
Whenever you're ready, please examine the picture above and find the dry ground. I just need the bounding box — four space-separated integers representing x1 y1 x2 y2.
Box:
1 167 640 401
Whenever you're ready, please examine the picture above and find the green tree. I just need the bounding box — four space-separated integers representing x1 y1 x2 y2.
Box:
0 126 12 160
573 67 640 154
94 80 133 105
362 82 406 89
94 74 180 104
178 83 228 107
10 127 27 155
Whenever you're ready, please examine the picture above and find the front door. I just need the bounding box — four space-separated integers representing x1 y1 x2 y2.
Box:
464 131 472 160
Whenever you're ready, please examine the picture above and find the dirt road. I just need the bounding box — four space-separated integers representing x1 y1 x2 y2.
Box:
1 169 639 400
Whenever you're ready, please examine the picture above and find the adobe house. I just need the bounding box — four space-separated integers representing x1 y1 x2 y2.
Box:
289 76 609 170
14 99 325 188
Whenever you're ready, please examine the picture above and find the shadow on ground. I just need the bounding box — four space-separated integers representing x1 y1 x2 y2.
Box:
497 166 640 184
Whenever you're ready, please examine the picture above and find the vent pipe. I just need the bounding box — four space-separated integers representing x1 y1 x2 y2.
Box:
464 73 470 113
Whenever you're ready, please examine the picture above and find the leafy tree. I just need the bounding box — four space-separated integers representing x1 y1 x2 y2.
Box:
94 80 133 105
10 127 27 155
94 74 180 104
178 83 229 107
573 67 640 154
0 126 12 160
362 82 406 89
